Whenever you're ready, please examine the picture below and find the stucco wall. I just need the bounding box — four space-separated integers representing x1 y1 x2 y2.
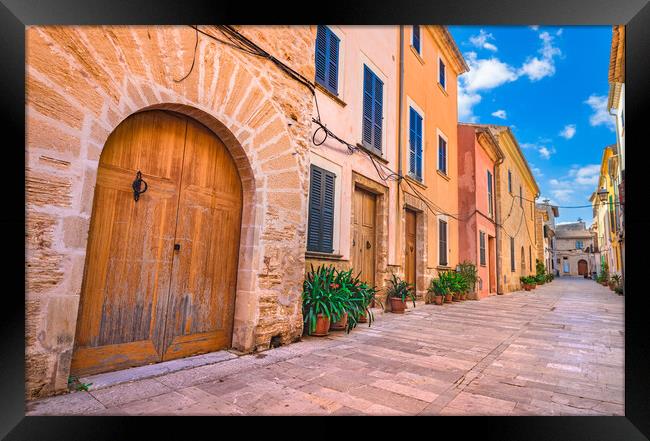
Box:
26 25 315 399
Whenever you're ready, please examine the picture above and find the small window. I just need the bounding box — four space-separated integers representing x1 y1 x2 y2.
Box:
408 106 423 180
307 165 336 253
529 245 532 271
412 25 421 54
314 26 340 95
508 170 512 193
510 237 515 272
439 219 448 266
487 170 493 217
362 65 383 154
576 240 583 250
438 135 447 175
479 232 486 266
439 58 446 89
519 186 523 207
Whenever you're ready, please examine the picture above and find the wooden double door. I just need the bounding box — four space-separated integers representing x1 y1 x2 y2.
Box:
71 110 243 376
352 187 376 286
404 210 417 288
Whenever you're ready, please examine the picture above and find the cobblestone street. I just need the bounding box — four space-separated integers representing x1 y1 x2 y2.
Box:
27 277 624 416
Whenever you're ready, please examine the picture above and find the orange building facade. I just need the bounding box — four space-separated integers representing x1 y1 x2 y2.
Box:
457 124 504 298
395 25 468 296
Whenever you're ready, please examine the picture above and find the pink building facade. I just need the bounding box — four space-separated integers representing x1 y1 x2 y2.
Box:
457 124 504 298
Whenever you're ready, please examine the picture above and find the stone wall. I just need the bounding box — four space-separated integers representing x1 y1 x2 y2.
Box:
26 25 316 399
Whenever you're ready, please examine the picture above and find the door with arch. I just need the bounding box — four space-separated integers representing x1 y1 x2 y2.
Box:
578 259 588 276
71 110 243 376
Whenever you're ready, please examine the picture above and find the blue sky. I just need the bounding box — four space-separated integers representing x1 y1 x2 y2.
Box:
448 26 616 224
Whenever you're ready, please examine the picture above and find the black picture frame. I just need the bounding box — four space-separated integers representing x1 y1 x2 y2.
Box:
2 0 649 439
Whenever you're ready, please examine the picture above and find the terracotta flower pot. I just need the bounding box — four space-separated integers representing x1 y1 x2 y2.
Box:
330 312 348 330
445 294 453 303
460 293 467 301
435 295 443 305
523 285 530 291
390 297 406 314
312 314 330 337
358 311 368 323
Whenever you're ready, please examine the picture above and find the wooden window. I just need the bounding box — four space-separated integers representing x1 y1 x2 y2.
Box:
608 195 616 232
508 169 512 193
439 219 448 266
487 170 493 217
362 65 383 154
412 25 421 54
510 237 515 272
408 106 423 180
307 165 336 253
479 232 486 266
439 58 446 89
438 135 447 175
315 26 340 95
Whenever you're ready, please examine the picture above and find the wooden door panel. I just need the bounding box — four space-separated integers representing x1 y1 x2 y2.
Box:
405 210 416 287
352 187 376 286
71 110 187 376
161 118 242 359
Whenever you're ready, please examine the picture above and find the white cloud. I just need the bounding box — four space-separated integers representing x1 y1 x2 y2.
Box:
529 25 539 31
538 146 556 159
491 109 507 119
556 28 563 36
585 94 616 131
462 52 519 92
568 164 600 186
559 124 576 139
458 85 481 122
469 29 498 52
518 31 562 81
551 189 574 202
530 163 544 177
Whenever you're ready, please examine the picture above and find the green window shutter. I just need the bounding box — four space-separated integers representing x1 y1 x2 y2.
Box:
308 165 335 253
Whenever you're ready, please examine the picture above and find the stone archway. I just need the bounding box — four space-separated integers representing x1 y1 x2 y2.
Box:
26 25 315 398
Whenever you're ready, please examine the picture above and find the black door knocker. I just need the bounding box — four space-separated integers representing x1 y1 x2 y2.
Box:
132 170 148 202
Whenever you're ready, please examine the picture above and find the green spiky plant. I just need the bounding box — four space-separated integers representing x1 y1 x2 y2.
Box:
386 273 416 307
302 265 349 335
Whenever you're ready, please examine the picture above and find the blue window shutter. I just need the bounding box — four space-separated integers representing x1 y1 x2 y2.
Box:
322 172 335 253
315 26 327 86
373 75 383 152
439 58 446 88
308 165 335 253
362 66 373 146
308 166 323 252
409 108 416 175
413 25 420 53
327 31 339 93
415 113 422 179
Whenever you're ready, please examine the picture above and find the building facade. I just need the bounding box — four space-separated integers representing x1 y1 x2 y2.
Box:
304 26 400 295
26 25 317 399
396 25 468 297
607 24 625 285
481 126 540 293
555 221 596 277
535 202 559 275
457 124 504 298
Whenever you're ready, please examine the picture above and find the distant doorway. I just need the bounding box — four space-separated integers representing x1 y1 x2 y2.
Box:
578 259 588 276
405 209 417 289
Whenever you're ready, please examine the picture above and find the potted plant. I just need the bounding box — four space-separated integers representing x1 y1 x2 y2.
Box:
520 276 531 291
458 261 480 300
386 273 415 313
609 274 621 292
302 265 348 337
356 280 381 325
428 276 448 305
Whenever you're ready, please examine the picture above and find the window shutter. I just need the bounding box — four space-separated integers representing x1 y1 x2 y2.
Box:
322 172 335 253
409 108 416 175
480 232 486 266
308 166 323 251
315 26 327 86
413 25 420 53
487 171 493 215
438 136 447 174
415 112 422 179
308 165 335 253
510 237 515 271
439 58 446 88
327 30 339 93
508 170 512 193
439 220 448 266
362 66 373 146
373 75 383 152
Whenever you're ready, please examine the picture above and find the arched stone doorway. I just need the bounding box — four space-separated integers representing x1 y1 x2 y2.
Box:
71 110 244 376
578 259 588 276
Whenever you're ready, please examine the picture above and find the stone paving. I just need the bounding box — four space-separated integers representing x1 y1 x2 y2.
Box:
26 277 624 416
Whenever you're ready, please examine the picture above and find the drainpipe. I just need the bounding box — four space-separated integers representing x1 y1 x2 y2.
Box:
397 25 404 271
494 156 504 295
